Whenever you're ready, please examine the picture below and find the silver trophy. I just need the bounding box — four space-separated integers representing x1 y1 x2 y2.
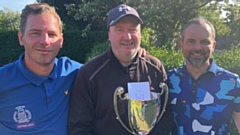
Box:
113 82 168 135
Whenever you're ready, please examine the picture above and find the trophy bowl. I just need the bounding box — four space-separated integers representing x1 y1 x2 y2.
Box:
113 82 168 135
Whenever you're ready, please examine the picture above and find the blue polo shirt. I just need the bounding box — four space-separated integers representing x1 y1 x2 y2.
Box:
167 59 240 135
0 54 82 135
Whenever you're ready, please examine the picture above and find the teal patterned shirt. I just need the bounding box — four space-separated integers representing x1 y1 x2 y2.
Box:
167 59 240 135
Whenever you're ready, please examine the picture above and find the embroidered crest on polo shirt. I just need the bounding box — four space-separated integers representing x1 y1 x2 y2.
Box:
13 105 35 129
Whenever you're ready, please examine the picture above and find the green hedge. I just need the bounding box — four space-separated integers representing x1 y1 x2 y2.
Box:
0 30 107 66
0 31 24 65
213 45 240 75
58 30 107 63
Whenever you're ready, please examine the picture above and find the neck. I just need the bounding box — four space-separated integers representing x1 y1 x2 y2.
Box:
23 59 54 77
119 60 133 67
186 62 210 80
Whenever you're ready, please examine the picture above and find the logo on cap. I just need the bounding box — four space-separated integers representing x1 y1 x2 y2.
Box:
118 5 131 12
107 4 143 28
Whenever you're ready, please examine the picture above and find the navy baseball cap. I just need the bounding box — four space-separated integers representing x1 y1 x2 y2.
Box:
107 4 143 28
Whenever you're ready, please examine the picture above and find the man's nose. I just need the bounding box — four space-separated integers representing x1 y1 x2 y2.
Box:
40 33 50 45
123 31 132 40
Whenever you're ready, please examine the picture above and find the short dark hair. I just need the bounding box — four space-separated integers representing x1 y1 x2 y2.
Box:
181 17 215 41
20 3 62 34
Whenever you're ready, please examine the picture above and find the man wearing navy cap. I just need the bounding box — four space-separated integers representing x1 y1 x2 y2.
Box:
68 4 173 135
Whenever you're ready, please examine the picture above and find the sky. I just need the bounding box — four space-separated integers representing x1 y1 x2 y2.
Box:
0 0 237 15
0 0 37 12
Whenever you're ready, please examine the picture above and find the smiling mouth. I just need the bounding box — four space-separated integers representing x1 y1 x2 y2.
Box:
121 42 133 46
36 49 52 53
192 53 202 57
190 51 206 58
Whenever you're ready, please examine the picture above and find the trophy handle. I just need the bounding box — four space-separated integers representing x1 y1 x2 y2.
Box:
113 87 136 135
156 82 169 122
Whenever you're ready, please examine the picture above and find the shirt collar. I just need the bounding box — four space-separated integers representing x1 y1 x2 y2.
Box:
16 54 57 86
108 47 138 67
178 58 218 75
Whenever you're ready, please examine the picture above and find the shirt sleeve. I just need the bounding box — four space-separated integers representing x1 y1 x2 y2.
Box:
233 77 240 112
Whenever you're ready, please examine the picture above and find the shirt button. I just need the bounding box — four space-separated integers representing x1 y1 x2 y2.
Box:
192 90 196 93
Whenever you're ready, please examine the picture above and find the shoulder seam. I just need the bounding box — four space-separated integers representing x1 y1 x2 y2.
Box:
89 59 110 81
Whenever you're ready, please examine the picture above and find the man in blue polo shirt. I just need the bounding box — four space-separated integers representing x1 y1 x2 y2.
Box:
0 3 83 135
167 17 240 135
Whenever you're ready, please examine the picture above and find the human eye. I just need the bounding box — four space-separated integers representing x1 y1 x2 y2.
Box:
48 32 57 37
30 31 40 36
116 28 122 32
201 40 210 45
115 28 123 33
187 39 195 44
130 28 137 33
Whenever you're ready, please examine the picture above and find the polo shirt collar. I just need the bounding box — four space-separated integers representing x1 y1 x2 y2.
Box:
17 54 57 86
178 58 218 76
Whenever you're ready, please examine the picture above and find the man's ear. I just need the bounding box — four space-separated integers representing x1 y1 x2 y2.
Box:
179 40 183 49
213 41 216 48
212 40 216 53
18 30 24 46
108 30 110 41
60 33 64 48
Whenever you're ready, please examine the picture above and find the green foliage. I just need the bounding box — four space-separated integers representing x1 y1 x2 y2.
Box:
58 30 107 63
0 8 20 31
0 31 24 66
141 27 157 49
230 119 239 135
148 46 184 71
196 2 233 50
41 0 240 50
224 3 240 41
197 2 231 37
213 44 240 75
65 0 215 47
65 0 115 32
85 41 110 62
37 0 83 30
125 0 213 48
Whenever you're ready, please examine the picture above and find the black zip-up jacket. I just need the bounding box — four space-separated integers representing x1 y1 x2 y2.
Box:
68 48 173 135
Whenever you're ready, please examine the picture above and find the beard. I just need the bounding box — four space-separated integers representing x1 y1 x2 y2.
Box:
185 50 209 67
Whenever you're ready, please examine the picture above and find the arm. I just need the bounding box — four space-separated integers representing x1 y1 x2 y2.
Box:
68 67 94 135
233 111 240 133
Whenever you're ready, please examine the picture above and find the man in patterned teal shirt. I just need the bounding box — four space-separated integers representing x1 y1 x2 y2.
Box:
167 17 240 135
